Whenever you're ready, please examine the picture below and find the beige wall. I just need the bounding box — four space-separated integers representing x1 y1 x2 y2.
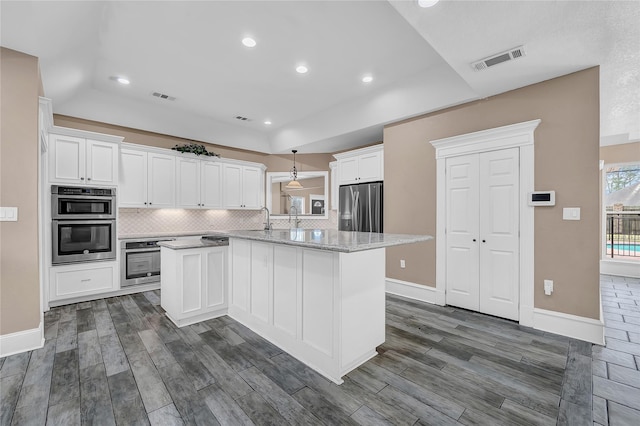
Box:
53 115 336 206
53 115 335 172
600 141 640 165
0 48 42 334
384 67 601 319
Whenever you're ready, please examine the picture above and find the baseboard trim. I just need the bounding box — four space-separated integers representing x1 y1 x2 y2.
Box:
0 322 45 358
600 260 640 278
385 278 445 306
48 283 161 308
533 308 604 345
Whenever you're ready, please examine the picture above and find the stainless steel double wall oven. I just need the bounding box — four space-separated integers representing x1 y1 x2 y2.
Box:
51 185 117 264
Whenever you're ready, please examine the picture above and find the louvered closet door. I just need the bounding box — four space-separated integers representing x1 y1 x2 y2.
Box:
445 148 520 321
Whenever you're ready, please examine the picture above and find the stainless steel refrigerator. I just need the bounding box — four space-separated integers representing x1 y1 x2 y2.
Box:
339 181 383 232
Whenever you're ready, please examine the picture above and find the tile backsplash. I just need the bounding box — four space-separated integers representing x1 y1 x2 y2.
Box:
118 208 338 236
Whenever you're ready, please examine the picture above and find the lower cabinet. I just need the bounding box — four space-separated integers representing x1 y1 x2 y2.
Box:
161 245 227 327
49 261 118 302
228 239 385 384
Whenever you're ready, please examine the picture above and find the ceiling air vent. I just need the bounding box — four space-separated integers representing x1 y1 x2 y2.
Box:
235 115 252 122
471 46 526 72
151 92 176 101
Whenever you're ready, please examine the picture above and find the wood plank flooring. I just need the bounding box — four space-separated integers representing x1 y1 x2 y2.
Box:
1 274 638 425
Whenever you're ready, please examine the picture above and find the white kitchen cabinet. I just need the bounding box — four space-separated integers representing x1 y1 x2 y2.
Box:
329 161 338 210
49 130 121 186
334 144 383 185
119 148 175 208
161 245 228 327
228 238 385 384
176 158 222 209
222 163 264 209
49 261 118 302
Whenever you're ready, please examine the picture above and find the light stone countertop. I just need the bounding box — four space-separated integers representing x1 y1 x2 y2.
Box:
205 229 433 253
157 237 229 250
118 231 214 240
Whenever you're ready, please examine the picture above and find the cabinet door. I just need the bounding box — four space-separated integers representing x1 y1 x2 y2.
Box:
250 242 271 323
358 151 383 183
231 239 251 312
330 162 338 210
148 153 176 208
49 134 86 184
201 161 222 208
242 166 263 209
119 149 148 207
204 248 226 309
176 158 201 208
222 164 243 208
86 140 118 186
338 157 358 185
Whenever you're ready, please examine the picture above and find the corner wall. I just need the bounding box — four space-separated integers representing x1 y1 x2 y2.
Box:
0 48 42 337
384 67 600 320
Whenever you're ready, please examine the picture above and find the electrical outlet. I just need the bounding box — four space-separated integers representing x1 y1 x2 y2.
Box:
400 259 406 268
544 279 553 295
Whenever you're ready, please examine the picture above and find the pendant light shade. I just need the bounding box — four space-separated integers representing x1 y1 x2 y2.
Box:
286 149 303 189
285 179 303 189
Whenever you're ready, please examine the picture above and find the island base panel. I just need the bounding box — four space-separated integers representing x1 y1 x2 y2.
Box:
229 240 386 384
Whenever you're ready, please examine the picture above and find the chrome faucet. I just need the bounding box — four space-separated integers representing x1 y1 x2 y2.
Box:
261 206 272 231
289 205 301 228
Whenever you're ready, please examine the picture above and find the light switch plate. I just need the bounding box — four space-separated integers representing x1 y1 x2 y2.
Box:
0 207 18 222
562 207 580 220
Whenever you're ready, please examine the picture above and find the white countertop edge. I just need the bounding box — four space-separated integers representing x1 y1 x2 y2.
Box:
214 230 433 253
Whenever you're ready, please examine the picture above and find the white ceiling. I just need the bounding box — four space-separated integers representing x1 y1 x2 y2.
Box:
1 1 638 154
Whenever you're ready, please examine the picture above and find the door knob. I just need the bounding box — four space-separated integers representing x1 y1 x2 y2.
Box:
473 239 476 242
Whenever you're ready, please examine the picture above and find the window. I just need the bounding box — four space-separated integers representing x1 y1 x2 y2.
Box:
604 163 640 260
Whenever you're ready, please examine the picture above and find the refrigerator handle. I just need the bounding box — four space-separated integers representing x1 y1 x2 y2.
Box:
368 185 373 231
353 191 359 231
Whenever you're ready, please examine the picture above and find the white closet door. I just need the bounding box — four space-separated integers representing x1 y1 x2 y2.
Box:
479 148 520 320
445 154 480 311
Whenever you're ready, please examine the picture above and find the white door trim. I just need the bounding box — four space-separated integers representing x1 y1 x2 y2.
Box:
431 119 540 326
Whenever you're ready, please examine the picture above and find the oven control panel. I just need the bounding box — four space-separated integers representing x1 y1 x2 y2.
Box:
52 185 115 196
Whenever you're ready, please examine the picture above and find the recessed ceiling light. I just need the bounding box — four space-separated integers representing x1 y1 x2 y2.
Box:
264 120 272 125
362 75 373 83
116 77 130 85
296 65 308 74
242 37 256 48
417 0 439 8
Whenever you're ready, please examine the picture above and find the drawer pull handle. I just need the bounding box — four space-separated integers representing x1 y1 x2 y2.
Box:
80 279 92 282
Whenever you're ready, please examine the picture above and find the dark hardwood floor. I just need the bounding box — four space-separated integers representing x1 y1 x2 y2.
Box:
1 275 639 425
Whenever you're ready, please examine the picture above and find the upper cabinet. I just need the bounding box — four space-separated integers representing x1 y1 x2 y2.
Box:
334 144 383 185
330 161 338 210
119 143 264 210
49 127 122 186
120 147 175 208
222 163 264 209
176 157 222 209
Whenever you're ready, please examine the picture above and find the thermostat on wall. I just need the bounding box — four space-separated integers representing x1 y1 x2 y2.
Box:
528 191 555 206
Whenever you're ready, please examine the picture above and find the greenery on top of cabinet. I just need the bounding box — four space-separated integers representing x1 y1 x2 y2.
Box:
172 143 220 157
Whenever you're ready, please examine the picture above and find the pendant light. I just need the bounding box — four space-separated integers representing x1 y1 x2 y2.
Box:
286 150 303 189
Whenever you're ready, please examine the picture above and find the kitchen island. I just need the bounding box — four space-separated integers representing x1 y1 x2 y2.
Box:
161 229 431 384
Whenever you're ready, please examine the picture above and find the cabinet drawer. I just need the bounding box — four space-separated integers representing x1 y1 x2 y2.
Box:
50 264 115 300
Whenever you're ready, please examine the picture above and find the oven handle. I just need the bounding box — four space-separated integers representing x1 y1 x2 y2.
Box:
52 194 115 200
122 248 162 254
